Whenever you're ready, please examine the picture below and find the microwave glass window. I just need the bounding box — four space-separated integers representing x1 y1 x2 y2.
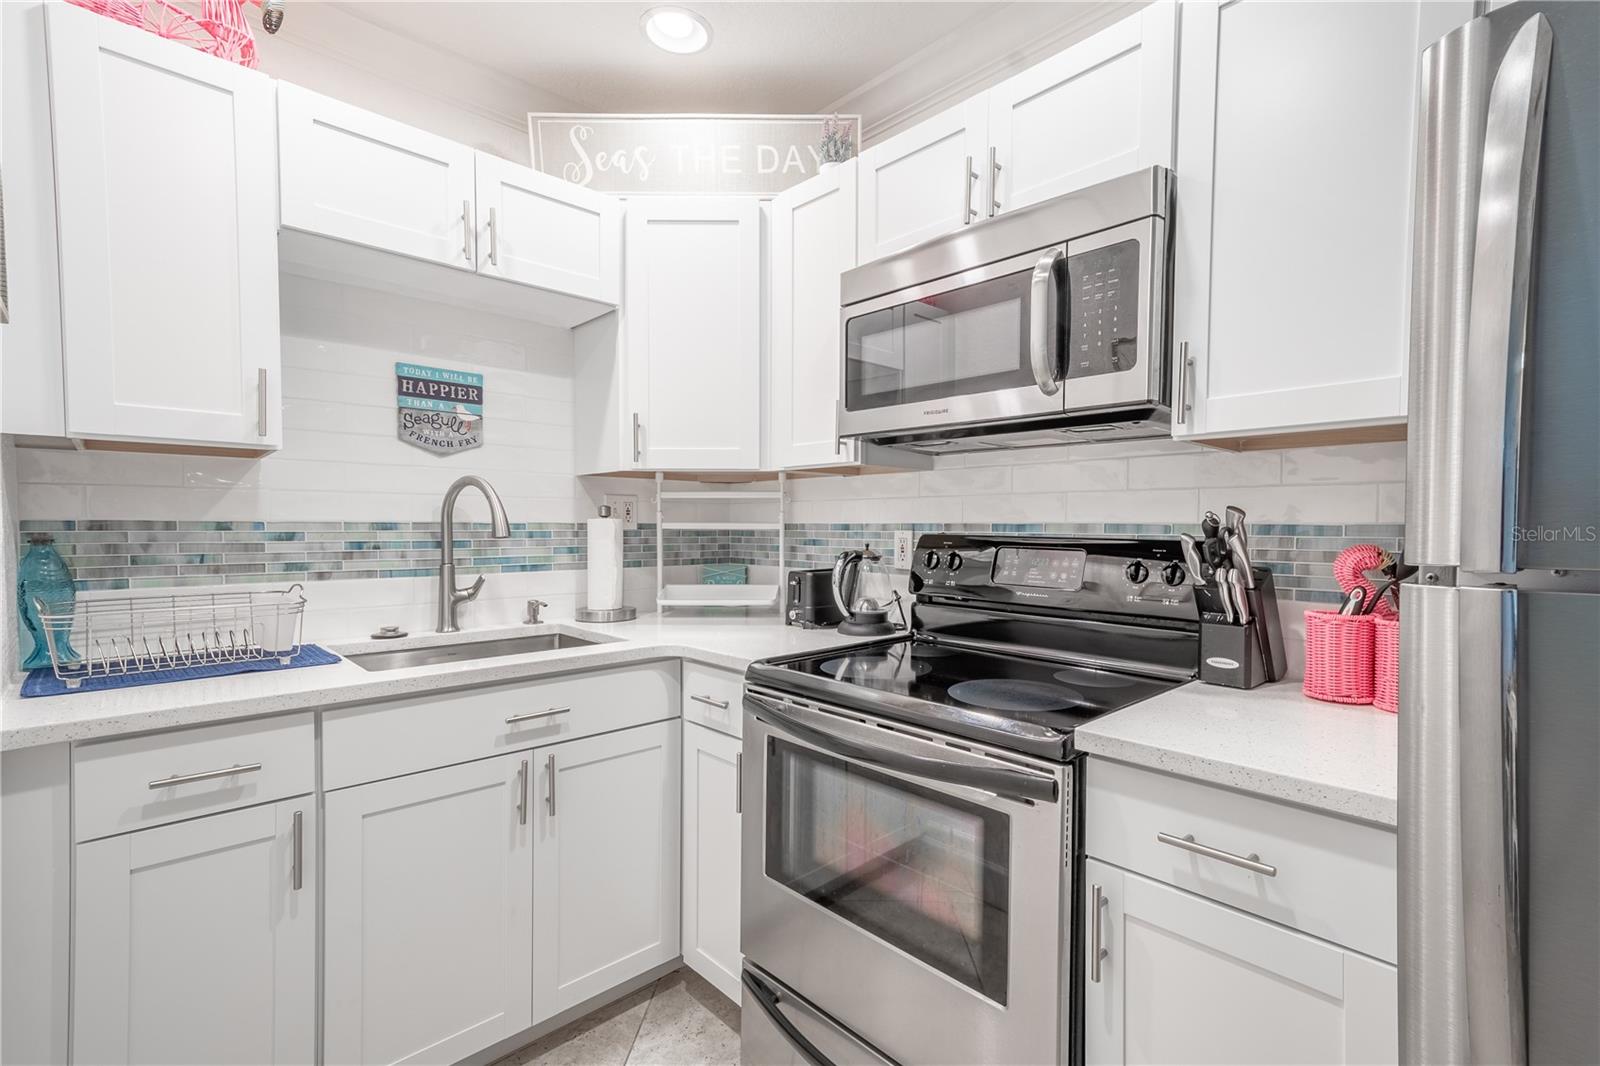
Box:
1065 238 1140 378
844 265 1055 411
764 737 1011 1004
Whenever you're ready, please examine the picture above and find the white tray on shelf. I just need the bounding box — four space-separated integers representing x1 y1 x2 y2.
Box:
656 584 779 609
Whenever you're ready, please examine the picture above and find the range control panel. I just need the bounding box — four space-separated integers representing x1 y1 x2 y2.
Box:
993 546 1087 590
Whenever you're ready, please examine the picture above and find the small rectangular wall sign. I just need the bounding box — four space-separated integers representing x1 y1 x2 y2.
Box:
528 114 859 196
396 362 484 454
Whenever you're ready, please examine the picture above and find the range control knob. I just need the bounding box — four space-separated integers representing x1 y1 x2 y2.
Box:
945 552 964 573
923 550 941 570
1124 561 1149 585
1162 562 1188 587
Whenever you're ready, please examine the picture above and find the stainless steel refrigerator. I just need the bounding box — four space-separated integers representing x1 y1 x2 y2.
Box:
1402 2 1599 1064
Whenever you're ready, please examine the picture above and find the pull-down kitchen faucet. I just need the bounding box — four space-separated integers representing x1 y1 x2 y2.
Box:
437 475 512 633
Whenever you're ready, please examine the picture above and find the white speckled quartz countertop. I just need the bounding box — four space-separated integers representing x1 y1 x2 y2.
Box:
1 612 861 751
1074 680 1398 827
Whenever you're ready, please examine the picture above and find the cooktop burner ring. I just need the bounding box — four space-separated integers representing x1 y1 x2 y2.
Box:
947 678 1086 714
818 653 932 680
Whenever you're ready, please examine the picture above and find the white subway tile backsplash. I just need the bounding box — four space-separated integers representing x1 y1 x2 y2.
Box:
1281 442 1407 484
1127 449 1282 489
1010 459 1128 493
1196 484 1378 524
1065 489 1199 524
918 466 1011 497
970 494 1070 524
1378 482 1406 523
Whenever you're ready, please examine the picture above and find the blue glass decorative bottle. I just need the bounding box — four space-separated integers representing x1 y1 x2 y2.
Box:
19 534 79 670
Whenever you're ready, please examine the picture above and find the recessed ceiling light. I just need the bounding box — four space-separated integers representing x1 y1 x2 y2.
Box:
642 6 712 55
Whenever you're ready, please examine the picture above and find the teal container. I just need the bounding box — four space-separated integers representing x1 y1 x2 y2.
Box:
702 563 748 585
18 534 79 670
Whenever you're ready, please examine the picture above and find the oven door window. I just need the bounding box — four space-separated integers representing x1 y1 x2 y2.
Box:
843 261 1061 412
765 737 1010 1004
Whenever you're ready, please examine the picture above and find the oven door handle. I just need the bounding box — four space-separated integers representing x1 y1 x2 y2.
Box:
1028 246 1065 397
748 693 1059 805
741 968 898 1066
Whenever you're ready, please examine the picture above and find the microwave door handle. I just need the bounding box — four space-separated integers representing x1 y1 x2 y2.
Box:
1029 247 1065 396
747 692 1058 805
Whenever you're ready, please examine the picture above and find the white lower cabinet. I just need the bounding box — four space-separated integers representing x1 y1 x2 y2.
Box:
324 754 533 1066
1083 858 1398 1066
533 720 681 1016
680 722 743 1002
72 799 315 1065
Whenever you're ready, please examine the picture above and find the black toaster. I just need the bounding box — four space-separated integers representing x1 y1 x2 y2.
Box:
785 568 844 628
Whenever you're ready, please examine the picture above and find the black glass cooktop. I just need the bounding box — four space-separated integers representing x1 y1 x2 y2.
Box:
752 638 1180 760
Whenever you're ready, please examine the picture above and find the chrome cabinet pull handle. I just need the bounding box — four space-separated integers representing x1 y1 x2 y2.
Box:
488 206 499 266
291 809 303 891
988 146 1002 217
632 413 642 464
516 759 529 826
256 368 268 437
1090 883 1107 982
735 752 743 815
148 763 262 790
1157 831 1277 877
963 155 979 223
690 694 730 710
505 706 571 726
462 199 473 263
545 753 556 817
1175 342 1193 425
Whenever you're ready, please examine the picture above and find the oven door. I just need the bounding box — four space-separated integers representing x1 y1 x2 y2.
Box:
838 244 1069 440
742 690 1071 1066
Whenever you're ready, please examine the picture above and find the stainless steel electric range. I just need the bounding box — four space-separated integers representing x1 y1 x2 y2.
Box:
739 533 1204 1066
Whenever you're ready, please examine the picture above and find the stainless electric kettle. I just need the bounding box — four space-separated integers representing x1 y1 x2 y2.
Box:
830 544 901 636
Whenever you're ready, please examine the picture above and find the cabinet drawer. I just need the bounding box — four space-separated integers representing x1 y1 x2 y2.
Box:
322 662 681 790
682 662 743 738
1084 758 1396 962
73 713 314 842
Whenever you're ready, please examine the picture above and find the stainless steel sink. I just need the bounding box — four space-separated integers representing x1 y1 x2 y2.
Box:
347 633 600 672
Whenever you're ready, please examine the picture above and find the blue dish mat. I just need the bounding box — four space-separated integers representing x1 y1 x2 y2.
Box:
21 644 342 698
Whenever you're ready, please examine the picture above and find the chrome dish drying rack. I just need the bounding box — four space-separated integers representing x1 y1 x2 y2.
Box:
32 585 308 689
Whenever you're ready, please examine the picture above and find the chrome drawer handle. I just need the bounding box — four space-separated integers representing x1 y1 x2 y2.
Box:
1157 832 1278 877
690 694 730 710
148 763 262 790
505 706 571 726
1090 883 1108 982
291 809 304 891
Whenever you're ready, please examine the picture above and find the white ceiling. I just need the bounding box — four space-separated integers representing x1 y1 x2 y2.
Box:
332 2 1004 114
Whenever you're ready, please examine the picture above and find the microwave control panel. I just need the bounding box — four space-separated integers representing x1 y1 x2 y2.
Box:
1066 238 1140 378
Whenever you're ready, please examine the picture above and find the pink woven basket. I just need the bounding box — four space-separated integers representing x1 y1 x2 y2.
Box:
1372 616 1400 713
1303 610 1376 704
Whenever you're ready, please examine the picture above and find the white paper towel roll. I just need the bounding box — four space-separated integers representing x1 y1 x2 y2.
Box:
586 516 624 611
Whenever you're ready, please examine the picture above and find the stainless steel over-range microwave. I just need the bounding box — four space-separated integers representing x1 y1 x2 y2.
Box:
838 166 1172 454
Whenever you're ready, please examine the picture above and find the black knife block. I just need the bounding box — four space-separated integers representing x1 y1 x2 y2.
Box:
1198 567 1287 689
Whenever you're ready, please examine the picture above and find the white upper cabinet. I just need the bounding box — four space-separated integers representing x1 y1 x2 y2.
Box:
73 800 315 1066
681 721 743 1003
625 197 762 470
474 152 621 304
1171 0 1473 440
324 754 533 1066
856 97 989 263
533 721 681 1016
278 83 477 270
45 3 281 450
770 161 858 469
986 2 1177 215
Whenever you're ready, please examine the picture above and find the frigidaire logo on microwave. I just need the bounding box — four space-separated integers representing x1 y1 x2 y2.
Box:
923 407 950 416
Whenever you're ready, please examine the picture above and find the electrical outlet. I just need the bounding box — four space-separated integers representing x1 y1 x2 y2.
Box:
603 494 638 530
893 530 913 570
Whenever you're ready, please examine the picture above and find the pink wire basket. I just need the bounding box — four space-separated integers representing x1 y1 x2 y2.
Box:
1372 615 1400 713
1303 610 1376 705
66 0 263 68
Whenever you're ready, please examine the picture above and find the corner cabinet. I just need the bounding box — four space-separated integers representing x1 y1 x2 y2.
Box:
681 721 743 1002
1170 0 1474 441
1084 859 1399 1066
73 800 315 1065
474 153 621 305
623 198 761 470
44 2 282 450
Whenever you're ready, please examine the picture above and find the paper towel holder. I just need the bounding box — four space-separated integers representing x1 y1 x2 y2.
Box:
576 504 637 623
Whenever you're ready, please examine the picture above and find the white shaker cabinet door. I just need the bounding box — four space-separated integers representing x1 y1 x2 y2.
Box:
73 800 315 1065
278 83 477 270
324 754 533 1066
770 160 858 469
474 152 621 304
533 720 681 1016
1084 860 1398 1066
45 3 281 449
681 721 743 1002
986 2 1177 216
856 96 989 263
1170 0 1473 439
625 197 761 470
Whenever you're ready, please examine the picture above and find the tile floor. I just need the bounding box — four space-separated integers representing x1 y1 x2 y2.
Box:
494 969 740 1066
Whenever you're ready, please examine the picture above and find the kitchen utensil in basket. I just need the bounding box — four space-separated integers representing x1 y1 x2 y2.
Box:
1303 609 1376 704
32 585 308 689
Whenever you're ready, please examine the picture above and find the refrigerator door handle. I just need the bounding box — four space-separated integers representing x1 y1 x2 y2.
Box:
1460 14 1553 575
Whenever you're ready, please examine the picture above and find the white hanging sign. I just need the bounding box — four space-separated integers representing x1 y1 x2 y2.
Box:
528 114 859 196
